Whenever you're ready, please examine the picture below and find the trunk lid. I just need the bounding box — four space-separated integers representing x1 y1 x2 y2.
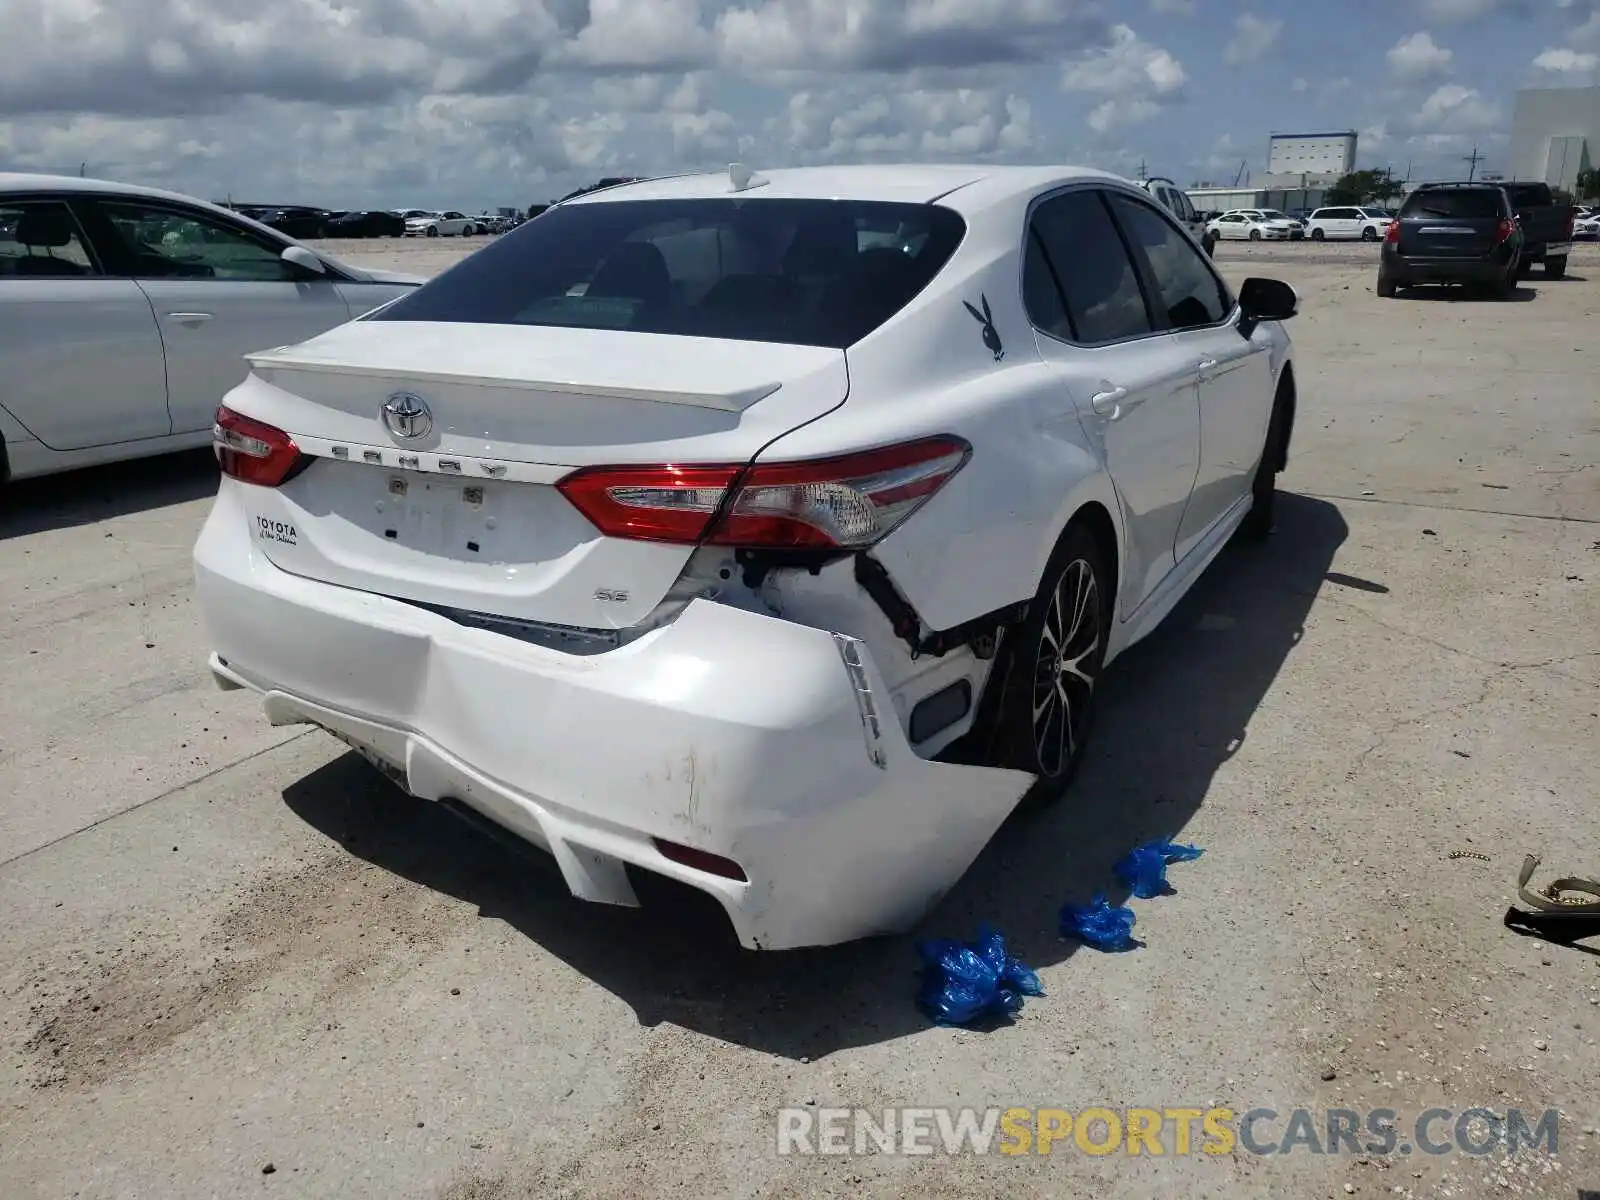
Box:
1397 190 1505 259
236 320 849 632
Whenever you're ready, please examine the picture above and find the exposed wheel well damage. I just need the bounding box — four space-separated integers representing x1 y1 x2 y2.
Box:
1069 501 1120 620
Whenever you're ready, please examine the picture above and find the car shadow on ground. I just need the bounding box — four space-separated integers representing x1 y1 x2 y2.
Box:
0 449 219 540
281 492 1349 1058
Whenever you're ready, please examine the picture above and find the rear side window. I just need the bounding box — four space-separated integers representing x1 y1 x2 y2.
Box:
373 198 966 349
1401 189 1504 219
0 200 98 278
1028 191 1153 344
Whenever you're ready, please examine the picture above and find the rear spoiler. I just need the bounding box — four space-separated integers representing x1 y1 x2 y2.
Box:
243 348 783 413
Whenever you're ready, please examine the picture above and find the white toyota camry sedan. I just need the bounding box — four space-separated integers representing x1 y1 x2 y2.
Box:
194 164 1299 950
0 174 423 482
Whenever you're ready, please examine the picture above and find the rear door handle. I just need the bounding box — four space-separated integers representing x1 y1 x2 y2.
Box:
166 311 213 325
1090 385 1129 417
1196 357 1219 372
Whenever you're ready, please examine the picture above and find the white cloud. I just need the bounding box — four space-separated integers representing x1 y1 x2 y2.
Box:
1387 32 1454 78
1060 24 1185 135
1223 13 1282 64
1414 82 1503 132
0 0 1550 211
1062 25 1185 95
765 84 1037 161
1532 46 1600 73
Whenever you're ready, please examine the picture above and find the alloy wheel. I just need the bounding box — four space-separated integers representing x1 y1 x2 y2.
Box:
1032 558 1101 778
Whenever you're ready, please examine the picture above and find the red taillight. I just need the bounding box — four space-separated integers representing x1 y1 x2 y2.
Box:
1384 220 1400 243
556 435 971 550
213 405 304 487
1494 217 1514 244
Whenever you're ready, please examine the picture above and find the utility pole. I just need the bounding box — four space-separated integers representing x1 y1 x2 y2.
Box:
1136 157 1147 182
1462 146 1483 181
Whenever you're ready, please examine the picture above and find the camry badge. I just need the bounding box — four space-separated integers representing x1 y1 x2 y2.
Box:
381 392 433 440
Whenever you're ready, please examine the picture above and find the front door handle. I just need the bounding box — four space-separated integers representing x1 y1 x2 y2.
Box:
1090 384 1129 417
1196 357 1219 373
166 311 214 326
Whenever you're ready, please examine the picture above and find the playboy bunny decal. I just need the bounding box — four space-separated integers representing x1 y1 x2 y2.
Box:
963 294 1004 362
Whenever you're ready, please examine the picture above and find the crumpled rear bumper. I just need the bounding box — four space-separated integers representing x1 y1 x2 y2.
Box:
194 481 1032 950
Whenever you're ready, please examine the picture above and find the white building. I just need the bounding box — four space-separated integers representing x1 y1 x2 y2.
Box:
1266 132 1358 177
1509 87 1598 194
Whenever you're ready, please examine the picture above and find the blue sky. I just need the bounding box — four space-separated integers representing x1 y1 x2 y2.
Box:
1 0 1596 210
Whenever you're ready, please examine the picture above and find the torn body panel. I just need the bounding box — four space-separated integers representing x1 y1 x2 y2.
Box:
196 478 1032 949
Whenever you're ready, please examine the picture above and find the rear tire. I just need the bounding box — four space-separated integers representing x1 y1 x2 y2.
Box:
989 524 1111 807
1546 256 1567 279
1376 270 1397 298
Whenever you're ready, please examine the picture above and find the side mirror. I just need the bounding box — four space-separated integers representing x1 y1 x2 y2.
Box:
281 244 327 276
1237 276 1297 338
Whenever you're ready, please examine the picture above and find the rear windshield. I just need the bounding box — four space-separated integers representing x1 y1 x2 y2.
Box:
1401 189 1504 219
373 197 967 348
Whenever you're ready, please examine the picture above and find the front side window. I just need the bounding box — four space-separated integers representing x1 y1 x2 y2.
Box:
373 198 967 349
0 200 97 278
1028 190 1152 344
96 201 296 281
1109 194 1230 330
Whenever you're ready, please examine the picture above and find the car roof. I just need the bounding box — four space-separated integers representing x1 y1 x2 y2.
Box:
562 164 1133 215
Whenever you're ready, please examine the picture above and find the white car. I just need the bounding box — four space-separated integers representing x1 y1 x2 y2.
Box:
1574 211 1600 240
0 174 423 482
404 210 480 238
194 164 1299 950
1207 210 1297 241
1306 206 1393 242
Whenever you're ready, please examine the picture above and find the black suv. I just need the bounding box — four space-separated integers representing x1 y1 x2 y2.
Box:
1378 183 1524 298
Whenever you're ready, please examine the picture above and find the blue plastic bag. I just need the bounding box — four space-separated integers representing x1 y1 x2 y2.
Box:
1113 837 1205 899
915 923 1043 1026
1059 893 1139 952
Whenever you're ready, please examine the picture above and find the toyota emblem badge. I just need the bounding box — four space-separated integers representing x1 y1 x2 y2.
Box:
381 392 433 440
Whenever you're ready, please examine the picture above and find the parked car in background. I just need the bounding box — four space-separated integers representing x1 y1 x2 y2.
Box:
1246 209 1305 239
0 173 423 482
1138 176 1215 255
1208 210 1294 241
1377 181 1523 298
193 163 1300 950
328 210 406 238
404 211 481 238
1306 206 1393 241
259 206 331 240
1574 209 1600 240
1498 181 1574 279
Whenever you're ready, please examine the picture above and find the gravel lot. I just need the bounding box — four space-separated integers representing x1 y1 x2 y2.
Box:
2 237 1598 1199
